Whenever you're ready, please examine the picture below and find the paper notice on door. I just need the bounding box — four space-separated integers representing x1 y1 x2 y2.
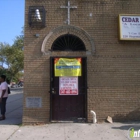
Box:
59 77 78 95
54 58 82 76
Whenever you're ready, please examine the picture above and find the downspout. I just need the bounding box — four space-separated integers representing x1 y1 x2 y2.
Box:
90 110 97 124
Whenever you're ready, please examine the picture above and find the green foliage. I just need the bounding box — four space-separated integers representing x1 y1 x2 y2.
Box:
13 35 24 50
0 42 11 67
0 34 24 82
0 68 12 84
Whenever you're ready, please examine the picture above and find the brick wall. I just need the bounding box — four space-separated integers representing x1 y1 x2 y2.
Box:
23 0 140 124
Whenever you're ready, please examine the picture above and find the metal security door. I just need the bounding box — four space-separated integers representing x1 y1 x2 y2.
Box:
50 57 87 122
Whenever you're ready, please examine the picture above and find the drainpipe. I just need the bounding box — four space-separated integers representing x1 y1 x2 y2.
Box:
90 110 97 124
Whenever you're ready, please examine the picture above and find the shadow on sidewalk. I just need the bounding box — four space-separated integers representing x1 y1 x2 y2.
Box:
112 108 140 130
112 123 140 131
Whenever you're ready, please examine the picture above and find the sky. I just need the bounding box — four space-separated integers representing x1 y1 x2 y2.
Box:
0 0 25 45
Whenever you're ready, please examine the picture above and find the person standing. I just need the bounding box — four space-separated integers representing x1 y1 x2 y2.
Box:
0 75 8 120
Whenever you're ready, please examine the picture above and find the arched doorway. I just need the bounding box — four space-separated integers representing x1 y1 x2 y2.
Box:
41 25 95 55
51 34 86 51
50 34 87 122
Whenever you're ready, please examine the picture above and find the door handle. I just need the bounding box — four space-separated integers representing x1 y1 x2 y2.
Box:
52 90 56 94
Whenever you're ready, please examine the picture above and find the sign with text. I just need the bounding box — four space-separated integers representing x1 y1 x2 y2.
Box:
119 14 140 40
59 77 78 95
26 97 42 108
54 58 81 76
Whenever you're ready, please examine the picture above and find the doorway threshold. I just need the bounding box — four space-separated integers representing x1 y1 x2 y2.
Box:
51 118 86 123
51 121 74 123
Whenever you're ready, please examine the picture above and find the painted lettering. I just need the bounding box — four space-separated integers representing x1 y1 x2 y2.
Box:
122 17 139 23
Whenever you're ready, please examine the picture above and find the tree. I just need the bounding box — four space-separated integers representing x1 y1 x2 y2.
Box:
0 42 11 67
0 68 12 84
0 35 24 82
12 35 24 50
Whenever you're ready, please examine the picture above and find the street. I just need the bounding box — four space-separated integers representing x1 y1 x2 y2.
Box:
0 88 23 125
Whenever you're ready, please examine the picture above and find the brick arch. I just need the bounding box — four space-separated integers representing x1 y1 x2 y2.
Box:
41 25 95 55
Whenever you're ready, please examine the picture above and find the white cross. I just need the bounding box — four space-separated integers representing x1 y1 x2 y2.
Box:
60 1 77 25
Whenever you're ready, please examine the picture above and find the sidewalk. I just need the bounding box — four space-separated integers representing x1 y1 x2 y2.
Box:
1 122 140 140
0 89 140 140
0 88 23 125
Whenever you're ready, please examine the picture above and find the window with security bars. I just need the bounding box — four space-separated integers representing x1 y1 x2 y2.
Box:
28 6 46 28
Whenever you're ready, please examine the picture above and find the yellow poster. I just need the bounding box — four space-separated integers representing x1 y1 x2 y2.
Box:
54 58 82 76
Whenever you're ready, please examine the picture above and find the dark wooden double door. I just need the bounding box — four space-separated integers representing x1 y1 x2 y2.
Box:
50 57 87 122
